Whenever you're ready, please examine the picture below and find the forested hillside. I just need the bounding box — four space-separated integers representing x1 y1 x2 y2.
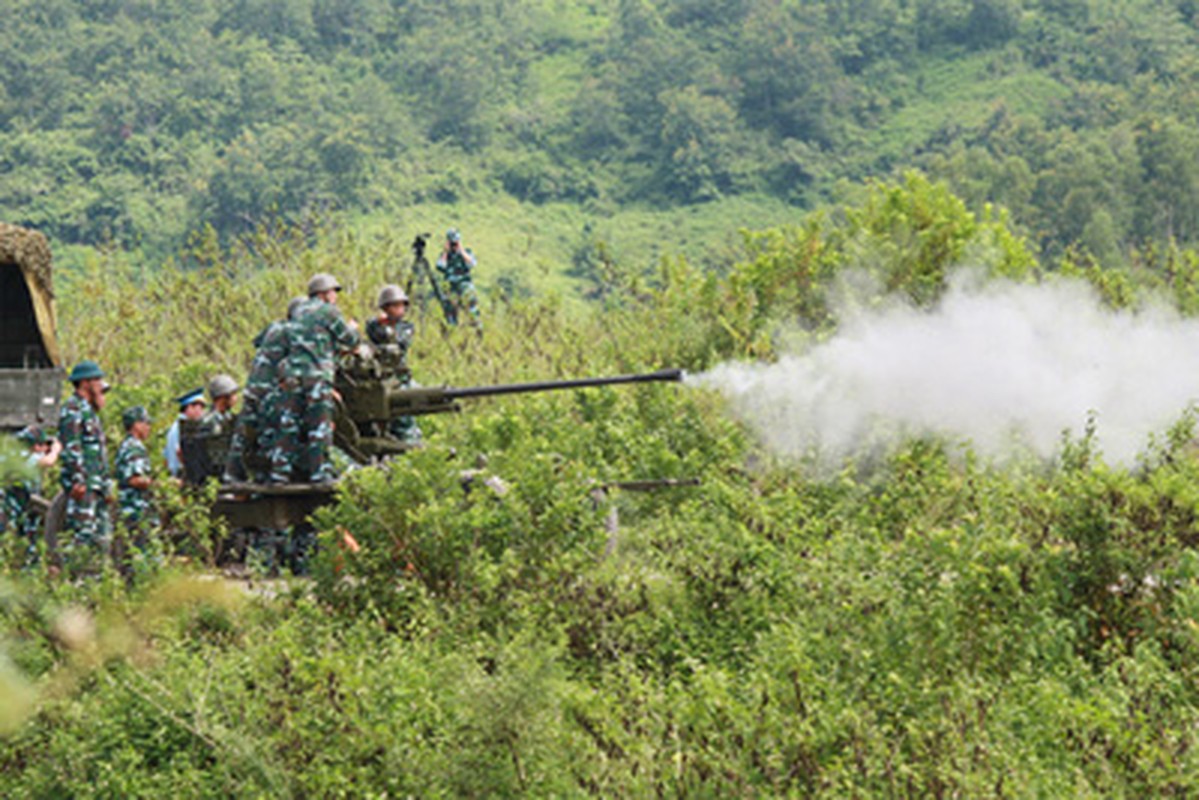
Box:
5 0 1199 270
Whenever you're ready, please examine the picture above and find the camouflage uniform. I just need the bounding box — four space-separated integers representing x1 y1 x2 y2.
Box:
279 298 358 482
195 405 236 476
5 448 44 555
198 407 236 438
58 393 111 549
436 247 481 327
365 316 422 445
227 321 295 483
115 434 156 531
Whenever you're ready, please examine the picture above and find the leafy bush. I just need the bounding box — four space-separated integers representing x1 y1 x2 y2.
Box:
6 178 1199 795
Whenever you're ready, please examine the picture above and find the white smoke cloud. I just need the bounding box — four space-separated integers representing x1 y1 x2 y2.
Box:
694 273 1199 466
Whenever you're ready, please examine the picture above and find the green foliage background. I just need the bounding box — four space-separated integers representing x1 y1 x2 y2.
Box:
2 176 1199 795
7 0 1199 280
7 0 1199 793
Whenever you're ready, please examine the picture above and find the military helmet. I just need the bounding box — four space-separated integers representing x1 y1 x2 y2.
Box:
377 284 409 308
16 425 46 446
122 405 151 430
68 359 105 383
307 272 342 296
207 374 239 400
446 228 461 243
287 296 307 320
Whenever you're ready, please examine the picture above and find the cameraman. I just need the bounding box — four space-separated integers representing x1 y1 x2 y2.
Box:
435 228 482 330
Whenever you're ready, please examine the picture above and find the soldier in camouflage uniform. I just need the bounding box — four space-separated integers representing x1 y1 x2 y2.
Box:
276 274 359 483
225 297 305 483
58 360 113 564
5 425 61 561
365 284 422 445
435 228 482 330
202 374 239 434
115 405 157 545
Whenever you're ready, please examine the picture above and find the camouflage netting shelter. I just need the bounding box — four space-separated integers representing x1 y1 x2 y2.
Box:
0 222 61 368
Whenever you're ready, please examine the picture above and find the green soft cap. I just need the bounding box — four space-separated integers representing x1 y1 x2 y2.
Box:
68 359 105 383
122 405 151 430
16 425 47 446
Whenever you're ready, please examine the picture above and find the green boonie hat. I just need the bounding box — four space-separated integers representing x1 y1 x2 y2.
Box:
68 360 105 383
16 425 46 446
122 405 151 430
446 228 461 242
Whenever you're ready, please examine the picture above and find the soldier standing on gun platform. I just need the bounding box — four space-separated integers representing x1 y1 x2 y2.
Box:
280 274 360 483
366 284 422 446
436 228 482 331
226 297 305 483
200 374 240 438
115 405 158 548
58 360 112 567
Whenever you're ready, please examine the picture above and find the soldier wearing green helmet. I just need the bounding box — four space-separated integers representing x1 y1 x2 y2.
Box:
275 275 360 483
58 359 113 566
366 284 422 446
197 374 240 447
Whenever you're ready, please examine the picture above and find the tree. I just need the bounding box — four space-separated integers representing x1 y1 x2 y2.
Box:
733 2 847 146
1134 115 1199 244
657 86 739 202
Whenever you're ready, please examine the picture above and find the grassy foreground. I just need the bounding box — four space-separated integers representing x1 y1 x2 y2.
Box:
2 176 1198 796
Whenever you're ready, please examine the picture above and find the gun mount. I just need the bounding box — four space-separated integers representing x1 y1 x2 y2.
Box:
182 360 684 486
333 364 684 463
172 362 685 534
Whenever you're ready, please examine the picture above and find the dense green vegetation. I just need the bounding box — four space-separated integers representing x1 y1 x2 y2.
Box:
7 0 1199 790
6 0 1199 276
2 177 1199 794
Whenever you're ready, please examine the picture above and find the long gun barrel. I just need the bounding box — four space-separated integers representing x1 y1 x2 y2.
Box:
333 367 684 462
385 368 683 417
445 368 683 401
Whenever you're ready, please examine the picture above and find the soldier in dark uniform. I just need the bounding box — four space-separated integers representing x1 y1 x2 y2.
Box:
164 388 206 478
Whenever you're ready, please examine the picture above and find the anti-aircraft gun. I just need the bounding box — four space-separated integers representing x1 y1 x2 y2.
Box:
332 355 684 463
182 359 685 532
